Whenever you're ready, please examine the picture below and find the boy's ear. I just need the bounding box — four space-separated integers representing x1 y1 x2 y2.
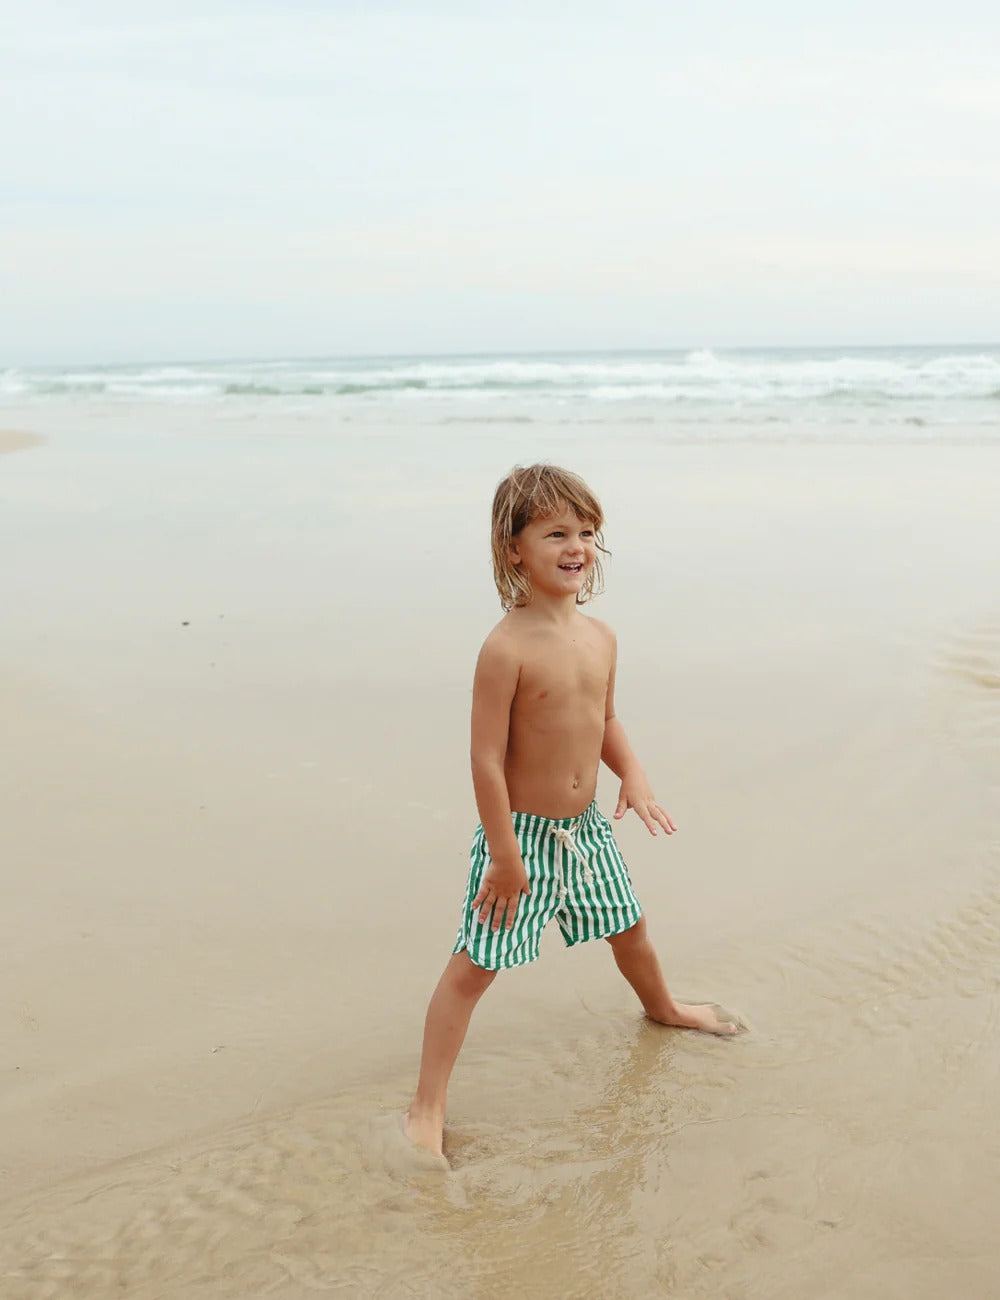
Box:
508 539 521 566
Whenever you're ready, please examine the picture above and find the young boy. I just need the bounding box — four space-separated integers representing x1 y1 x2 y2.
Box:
405 464 735 1157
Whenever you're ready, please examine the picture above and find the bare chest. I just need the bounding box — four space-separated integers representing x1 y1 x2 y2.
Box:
513 635 611 724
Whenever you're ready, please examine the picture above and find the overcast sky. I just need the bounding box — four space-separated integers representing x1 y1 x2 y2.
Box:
2 1 998 364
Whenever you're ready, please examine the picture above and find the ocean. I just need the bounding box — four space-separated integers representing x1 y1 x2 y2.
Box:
3 343 999 437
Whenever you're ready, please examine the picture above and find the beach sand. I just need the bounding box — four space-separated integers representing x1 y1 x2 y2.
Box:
0 430 45 456
1 410 998 1297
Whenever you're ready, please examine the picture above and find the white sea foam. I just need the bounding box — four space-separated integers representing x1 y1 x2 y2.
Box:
2 347 998 432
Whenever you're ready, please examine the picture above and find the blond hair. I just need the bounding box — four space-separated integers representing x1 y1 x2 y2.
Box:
491 464 608 610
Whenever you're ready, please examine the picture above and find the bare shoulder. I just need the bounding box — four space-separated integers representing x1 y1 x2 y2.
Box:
472 619 524 719
476 615 525 670
580 613 617 651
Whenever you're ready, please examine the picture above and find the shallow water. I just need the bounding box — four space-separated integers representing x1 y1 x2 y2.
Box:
1 416 999 1296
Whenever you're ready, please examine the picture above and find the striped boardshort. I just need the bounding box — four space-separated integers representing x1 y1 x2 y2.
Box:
453 801 642 970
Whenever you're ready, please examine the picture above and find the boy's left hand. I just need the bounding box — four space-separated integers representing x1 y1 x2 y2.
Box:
614 781 677 836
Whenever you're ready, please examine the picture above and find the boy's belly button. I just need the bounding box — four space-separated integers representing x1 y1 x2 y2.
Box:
572 777 579 789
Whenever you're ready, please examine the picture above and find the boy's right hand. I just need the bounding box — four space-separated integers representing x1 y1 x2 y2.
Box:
472 860 530 933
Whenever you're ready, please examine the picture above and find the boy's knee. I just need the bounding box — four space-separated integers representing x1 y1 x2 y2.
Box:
605 915 647 950
450 950 499 997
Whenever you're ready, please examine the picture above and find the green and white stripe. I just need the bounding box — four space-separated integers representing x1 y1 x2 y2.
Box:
452 802 642 970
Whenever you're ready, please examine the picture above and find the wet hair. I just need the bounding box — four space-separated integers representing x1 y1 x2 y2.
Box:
490 463 608 610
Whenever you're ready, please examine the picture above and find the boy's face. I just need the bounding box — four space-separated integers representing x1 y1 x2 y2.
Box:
509 505 598 602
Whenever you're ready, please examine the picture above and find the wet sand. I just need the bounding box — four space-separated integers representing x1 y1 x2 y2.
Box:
0 429 45 456
1 411 998 1297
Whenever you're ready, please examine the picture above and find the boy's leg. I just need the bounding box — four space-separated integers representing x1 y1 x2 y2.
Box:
405 950 498 1155
606 916 737 1035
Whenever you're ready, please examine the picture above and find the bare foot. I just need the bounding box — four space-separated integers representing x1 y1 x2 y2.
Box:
651 1002 740 1036
403 1105 445 1157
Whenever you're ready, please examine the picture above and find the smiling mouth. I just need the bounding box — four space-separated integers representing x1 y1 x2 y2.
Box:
559 563 583 573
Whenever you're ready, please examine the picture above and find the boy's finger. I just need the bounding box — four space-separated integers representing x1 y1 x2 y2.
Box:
649 803 676 834
491 896 510 932
614 796 627 819
505 896 521 929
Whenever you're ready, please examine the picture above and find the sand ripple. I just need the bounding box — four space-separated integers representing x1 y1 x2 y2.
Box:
933 621 1000 786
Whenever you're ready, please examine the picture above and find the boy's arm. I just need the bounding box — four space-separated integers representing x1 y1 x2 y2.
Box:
469 634 531 931
601 629 677 838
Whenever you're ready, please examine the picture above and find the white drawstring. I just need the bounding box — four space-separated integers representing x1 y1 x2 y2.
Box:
549 823 594 901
